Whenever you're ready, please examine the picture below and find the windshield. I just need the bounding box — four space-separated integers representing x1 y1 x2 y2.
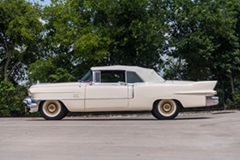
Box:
79 70 92 82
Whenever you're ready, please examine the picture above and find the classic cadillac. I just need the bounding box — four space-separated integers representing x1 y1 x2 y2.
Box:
23 65 219 120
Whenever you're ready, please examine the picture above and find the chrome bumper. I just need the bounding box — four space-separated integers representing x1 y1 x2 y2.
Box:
23 97 39 113
206 96 219 106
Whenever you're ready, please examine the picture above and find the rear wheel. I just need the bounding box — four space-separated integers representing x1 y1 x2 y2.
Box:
152 99 180 120
40 100 67 120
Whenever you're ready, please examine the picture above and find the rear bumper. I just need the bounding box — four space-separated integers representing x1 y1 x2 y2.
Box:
23 97 39 113
206 96 219 106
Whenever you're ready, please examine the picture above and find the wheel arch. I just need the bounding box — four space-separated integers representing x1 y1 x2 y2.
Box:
38 100 44 112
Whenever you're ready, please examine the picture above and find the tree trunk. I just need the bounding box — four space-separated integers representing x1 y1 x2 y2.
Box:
229 74 235 94
4 56 10 81
3 38 10 81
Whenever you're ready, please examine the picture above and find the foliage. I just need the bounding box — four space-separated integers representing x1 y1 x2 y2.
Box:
0 81 27 117
163 0 240 106
28 58 76 83
0 0 44 83
226 92 240 109
28 0 168 84
165 0 240 81
87 0 167 69
1 0 240 117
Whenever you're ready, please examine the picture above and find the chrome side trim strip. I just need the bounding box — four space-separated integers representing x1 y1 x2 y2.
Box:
35 97 131 101
86 97 130 100
131 85 134 98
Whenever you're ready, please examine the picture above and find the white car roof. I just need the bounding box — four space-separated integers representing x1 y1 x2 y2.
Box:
91 65 165 83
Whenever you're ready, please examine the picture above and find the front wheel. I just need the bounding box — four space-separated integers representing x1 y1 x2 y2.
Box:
40 100 68 120
152 99 180 120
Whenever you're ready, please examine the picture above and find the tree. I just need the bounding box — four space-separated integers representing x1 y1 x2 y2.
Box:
28 57 76 83
28 0 168 83
0 0 44 83
28 0 112 83
88 0 167 70
165 0 239 80
164 0 240 106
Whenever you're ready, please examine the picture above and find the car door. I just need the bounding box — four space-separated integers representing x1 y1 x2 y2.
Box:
85 70 130 112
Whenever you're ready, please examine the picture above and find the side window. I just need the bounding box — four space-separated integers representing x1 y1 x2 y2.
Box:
101 71 125 83
127 71 143 83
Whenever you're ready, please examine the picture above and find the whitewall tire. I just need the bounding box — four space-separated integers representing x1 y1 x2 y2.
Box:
40 100 67 120
152 99 180 120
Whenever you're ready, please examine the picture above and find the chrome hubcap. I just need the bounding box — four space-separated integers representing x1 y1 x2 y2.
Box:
43 101 61 117
48 104 57 113
163 103 172 112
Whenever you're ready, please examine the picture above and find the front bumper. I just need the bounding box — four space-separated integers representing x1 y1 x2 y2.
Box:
23 97 39 113
206 96 219 106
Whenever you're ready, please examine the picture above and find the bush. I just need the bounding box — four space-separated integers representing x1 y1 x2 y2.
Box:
226 92 240 109
0 81 28 117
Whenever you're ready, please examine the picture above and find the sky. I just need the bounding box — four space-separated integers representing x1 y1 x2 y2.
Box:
29 0 51 6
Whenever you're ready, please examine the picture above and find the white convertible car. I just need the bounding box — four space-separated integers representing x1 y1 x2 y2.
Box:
23 65 219 120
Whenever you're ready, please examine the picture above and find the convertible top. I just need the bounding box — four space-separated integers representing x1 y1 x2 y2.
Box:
91 65 165 83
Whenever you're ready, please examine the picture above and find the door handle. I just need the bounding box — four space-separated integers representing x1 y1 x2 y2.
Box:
118 81 126 85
